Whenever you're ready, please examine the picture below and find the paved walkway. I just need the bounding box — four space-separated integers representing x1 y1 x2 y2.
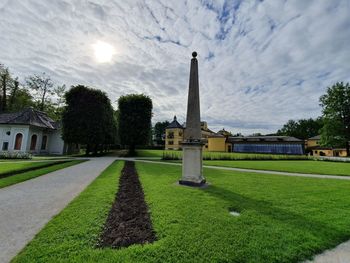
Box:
0 157 115 263
304 240 350 263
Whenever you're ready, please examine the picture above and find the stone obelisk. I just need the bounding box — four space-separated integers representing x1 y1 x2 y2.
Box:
179 51 206 186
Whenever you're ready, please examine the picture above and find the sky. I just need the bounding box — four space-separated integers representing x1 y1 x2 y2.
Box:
0 0 349 134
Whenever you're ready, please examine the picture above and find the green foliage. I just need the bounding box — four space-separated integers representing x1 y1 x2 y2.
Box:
0 151 32 159
161 150 309 161
13 162 350 262
320 82 350 155
153 121 169 145
62 85 117 155
118 94 153 153
277 118 323 140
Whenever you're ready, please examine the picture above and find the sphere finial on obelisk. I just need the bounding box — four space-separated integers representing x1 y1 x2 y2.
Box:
192 51 197 58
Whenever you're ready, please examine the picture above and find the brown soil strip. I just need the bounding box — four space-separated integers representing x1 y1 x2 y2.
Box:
0 161 72 179
98 161 156 249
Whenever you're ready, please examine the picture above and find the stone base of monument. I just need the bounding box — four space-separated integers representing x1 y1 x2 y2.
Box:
179 142 206 187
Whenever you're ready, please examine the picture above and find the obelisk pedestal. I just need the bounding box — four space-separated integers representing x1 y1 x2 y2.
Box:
179 52 206 187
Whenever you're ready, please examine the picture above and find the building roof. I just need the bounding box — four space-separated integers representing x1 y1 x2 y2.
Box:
0 108 58 129
308 135 321 140
228 135 303 143
166 116 184 129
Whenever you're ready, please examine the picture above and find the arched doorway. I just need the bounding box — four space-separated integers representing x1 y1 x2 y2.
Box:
14 133 23 150
30 134 37 151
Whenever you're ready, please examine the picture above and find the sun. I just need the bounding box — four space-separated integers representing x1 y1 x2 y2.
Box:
93 41 115 63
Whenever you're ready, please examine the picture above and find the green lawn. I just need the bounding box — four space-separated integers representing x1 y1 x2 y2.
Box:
14 161 350 262
0 160 84 188
0 160 69 175
203 160 350 176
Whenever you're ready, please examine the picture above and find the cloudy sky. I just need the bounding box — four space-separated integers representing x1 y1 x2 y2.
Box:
0 0 349 134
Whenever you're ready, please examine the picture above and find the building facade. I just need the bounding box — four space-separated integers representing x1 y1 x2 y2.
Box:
165 116 216 150
306 135 347 157
0 108 78 155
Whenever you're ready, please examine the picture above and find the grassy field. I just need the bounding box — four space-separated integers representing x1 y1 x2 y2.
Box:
136 149 310 160
0 160 84 188
14 161 350 262
0 160 73 175
203 160 350 176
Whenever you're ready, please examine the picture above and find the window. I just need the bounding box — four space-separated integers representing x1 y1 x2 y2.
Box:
41 135 48 150
168 140 174 145
179 131 183 137
14 133 23 150
30 134 37 150
167 132 174 139
2 142 9 151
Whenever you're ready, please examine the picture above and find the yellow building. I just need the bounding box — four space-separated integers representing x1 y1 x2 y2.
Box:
165 116 184 150
165 117 216 150
306 135 347 157
306 135 321 148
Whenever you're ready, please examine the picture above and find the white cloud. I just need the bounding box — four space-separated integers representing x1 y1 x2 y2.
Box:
0 0 349 134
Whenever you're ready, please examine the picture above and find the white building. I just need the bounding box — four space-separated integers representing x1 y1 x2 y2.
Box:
0 108 78 155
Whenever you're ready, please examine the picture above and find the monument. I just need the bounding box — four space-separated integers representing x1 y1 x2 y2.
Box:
179 51 206 187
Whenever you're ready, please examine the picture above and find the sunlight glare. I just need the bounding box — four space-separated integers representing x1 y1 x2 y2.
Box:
93 41 115 63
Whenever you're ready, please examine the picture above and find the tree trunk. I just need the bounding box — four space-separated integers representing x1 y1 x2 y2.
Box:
9 80 18 111
93 144 98 156
129 144 136 156
40 80 48 111
2 75 7 112
346 141 350 157
85 144 91 156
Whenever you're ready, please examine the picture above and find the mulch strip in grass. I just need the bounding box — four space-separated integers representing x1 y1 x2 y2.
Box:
0 160 72 179
98 161 157 249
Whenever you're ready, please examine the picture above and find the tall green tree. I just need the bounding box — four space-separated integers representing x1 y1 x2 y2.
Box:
277 118 323 140
320 82 350 155
153 121 169 145
62 85 117 155
118 94 153 155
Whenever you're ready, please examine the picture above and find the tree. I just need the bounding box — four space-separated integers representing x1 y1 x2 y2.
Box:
118 94 153 155
0 64 12 112
320 82 350 156
276 118 323 140
153 121 169 145
26 73 54 111
62 85 117 155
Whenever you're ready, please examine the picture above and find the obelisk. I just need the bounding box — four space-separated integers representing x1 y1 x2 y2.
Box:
179 51 206 186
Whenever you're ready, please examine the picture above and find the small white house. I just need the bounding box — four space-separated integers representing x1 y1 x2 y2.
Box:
0 108 78 155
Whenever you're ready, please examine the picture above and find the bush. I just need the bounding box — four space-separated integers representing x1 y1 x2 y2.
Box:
162 151 310 161
0 151 32 159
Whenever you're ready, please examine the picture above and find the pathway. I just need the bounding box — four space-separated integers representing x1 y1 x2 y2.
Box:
0 157 115 263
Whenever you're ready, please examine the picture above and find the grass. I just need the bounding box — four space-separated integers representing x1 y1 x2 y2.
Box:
203 160 350 176
0 160 71 176
13 162 350 262
137 149 310 160
0 160 84 188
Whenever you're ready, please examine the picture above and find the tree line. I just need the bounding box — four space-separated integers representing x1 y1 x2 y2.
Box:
0 62 154 156
277 82 350 156
0 63 66 120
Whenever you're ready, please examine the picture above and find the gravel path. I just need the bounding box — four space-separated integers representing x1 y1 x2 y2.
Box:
0 157 115 263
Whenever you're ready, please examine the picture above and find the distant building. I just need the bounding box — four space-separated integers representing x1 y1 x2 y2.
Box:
165 116 304 154
0 108 79 155
164 116 216 150
306 135 347 157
